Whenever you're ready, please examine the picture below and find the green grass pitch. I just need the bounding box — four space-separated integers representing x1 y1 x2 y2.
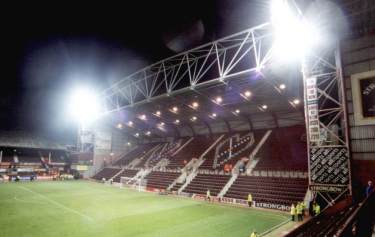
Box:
0 181 289 237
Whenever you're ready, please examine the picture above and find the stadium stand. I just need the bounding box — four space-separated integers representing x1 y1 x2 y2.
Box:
285 197 357 237
145 171 181 190
199 131 265 170
146 140 183 168
92 167 121 181
166 136 215 169
224 176 308 206
183 173 231 196
115 143 158 166
254 125 307 171
113 169 139 183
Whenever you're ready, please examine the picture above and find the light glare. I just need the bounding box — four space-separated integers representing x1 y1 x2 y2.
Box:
271 0 320 60
293 99 300 105
68 87 99 125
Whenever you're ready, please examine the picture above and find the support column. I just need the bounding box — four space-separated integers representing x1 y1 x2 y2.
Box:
302 42 352 205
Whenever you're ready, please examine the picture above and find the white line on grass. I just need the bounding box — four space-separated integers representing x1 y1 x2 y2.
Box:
14 196 46 205
19 186 93 221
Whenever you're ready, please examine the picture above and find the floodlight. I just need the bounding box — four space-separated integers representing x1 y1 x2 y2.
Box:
172 106 178 112
215 96 223 104
293 99 300 105
140 114 147 120
67 87 99 125
244 91 251 97
271 0 320 60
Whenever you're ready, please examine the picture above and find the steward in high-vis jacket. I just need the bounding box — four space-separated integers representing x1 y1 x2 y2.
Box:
296 203 303 221
247 193 253 207
290 204 296 221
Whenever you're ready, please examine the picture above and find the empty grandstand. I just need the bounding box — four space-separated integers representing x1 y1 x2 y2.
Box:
1 0 375 236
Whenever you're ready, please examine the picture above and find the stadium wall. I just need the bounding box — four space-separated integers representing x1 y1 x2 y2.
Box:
342 33 375 184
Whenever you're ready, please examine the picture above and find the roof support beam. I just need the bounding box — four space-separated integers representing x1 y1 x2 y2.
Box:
272 113 279 128
246 116 253 131
186 124 196 137
223 119 232 133
202 121 213 137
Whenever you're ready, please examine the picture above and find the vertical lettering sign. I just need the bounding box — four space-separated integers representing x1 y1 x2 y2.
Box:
306 77 320 142
360 77 375 118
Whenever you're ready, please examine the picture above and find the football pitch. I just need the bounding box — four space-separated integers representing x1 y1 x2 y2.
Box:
0 181 289 237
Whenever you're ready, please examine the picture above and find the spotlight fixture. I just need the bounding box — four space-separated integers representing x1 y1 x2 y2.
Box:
212 113 217 117
172 106 178 112
279 84 286 90
261 105 268 110
293 99 300 105
128 121 133 126
192 102 199 108
244 91 252 97
160 122 165 126
191 116 197 121
156 111 161 116
145 131 151 136
235 109 240 114
175 119 180 124
140 114 147 120
134 133 139 137
127 142 131 146
117 123 123 129
215 96 223 104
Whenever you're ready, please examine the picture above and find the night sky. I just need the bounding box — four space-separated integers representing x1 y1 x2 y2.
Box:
1 1 270 142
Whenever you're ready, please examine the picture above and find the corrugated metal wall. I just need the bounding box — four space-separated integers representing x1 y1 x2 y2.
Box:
342 34 375 182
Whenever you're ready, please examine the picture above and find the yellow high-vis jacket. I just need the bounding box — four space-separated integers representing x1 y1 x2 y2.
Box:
248 194 253 202
290 205 296 215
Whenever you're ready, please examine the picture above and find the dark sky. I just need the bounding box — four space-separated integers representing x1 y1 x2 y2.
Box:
1 1 270 142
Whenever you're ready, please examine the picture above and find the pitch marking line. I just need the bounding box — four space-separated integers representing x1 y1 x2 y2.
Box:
19 186 94 221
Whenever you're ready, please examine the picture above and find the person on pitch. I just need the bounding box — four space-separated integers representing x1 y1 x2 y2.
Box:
290 203 296 221
366 180 374 197
314 202 321 216
250 230 258 237
206 189 211 202
296 202 303 221
247 193 253 207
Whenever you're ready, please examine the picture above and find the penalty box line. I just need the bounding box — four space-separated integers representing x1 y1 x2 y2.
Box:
19 186 94 222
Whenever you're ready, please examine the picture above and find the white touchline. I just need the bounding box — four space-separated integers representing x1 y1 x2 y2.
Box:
19 186 93 221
